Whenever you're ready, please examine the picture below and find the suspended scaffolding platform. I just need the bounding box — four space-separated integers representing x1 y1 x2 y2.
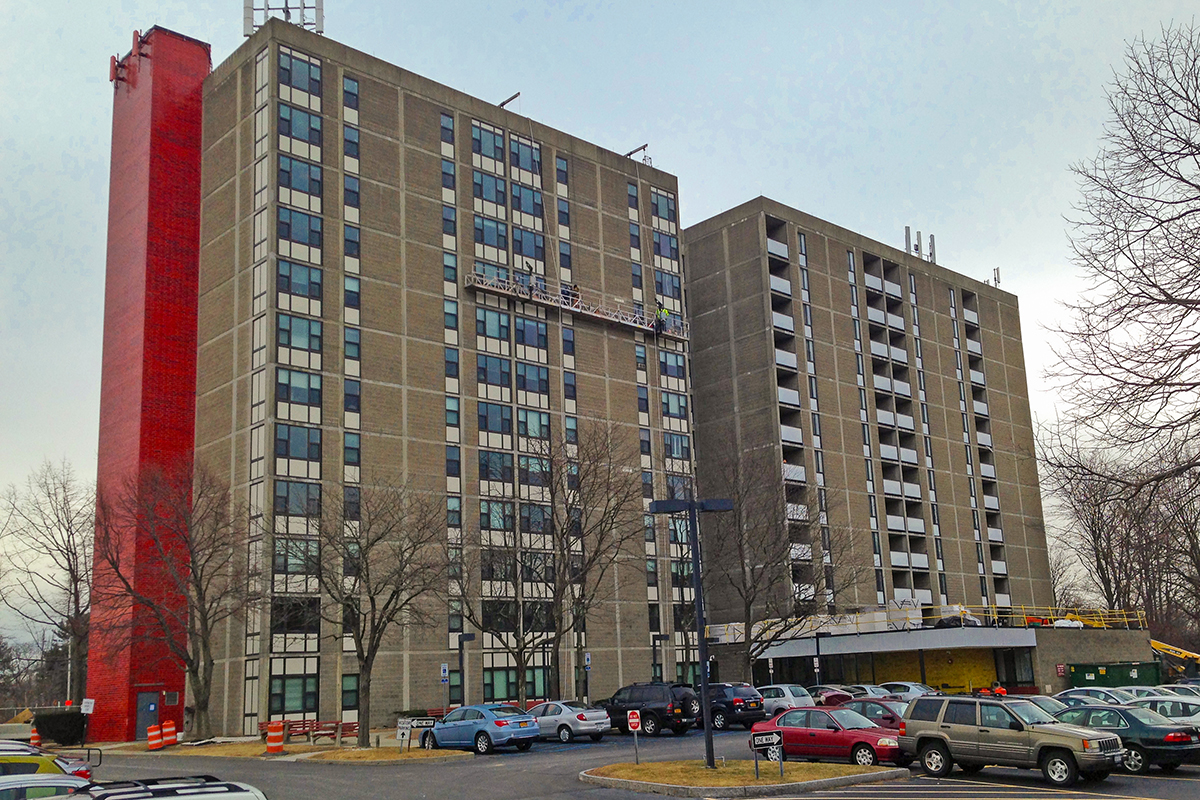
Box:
464 270 689 342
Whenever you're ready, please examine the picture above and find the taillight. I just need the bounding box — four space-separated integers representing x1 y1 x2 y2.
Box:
899 721 906 736
666 702 674 713
733 698 744 707
1164 731 1190 742
494 720 509 727
577 713 587 721
73 768 92 779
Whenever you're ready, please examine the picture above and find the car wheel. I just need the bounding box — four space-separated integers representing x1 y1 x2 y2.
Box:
959 764 984 775
765 745 785 762
515 740 533 751
1081 770 1111 782
641 714 660 736
422 732 438 750
852 744 879 766
689 698 701 716
557 725 574 743
1041 749 1078 787
711 710 728 730
1123 745 1149 775
920 742 952 777
474 731 494 755
1159 762 1180 774
589 733 603 742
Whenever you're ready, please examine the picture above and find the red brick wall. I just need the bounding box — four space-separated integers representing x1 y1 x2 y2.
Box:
88 27 210 742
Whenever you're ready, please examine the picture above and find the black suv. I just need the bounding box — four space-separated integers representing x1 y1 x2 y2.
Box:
598 682 697 735
702 683 767 730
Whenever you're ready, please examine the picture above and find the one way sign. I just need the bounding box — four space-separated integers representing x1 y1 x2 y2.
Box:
751 730 783 750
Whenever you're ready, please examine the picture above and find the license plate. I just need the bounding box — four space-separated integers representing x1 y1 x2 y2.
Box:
749 702 760 708
519 722 528 727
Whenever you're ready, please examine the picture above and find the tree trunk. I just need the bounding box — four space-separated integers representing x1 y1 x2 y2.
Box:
357 660 373 748
550 643 562 700
190 670 212 741
516 650 527 707
574 639 586 703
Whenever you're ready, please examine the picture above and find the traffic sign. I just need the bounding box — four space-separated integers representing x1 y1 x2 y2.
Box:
411 717 437 729
80 698 95 715
627 709 641 732
440 663 449 678
584 652 591 666
752 729 783 750
396 717 413 742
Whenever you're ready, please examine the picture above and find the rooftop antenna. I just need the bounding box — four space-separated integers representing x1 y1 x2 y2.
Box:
245 1 324 37
498 92 521 109
993 267 1001 286
905 226 912 254
624 143 648 159
928 234 936 265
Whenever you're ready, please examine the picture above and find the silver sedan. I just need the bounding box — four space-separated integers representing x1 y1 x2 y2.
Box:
527 701 611 742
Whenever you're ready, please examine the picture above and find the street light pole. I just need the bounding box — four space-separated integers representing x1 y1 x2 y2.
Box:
458 632 476 705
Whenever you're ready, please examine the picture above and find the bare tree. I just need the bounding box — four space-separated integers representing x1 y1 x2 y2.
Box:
306 480 447 747
1045 544 1090 609
1052 23 1200 487
0 461 92 704
93 462 258 740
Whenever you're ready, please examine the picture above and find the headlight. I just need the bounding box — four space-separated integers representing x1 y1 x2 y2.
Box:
877 737 898 747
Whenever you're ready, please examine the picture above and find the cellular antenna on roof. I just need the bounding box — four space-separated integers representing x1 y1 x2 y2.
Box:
245 1 324 37
904 225 937 263
498 92 521 109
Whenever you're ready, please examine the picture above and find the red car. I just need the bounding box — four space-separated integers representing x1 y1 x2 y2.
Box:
750 706 902 766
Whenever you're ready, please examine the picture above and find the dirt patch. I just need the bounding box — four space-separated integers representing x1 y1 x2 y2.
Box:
590 760 884 787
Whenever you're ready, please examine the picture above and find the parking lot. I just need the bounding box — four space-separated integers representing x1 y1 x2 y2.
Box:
96 729 1200 800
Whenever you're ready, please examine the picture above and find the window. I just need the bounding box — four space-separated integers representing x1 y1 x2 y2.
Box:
446 496 462 528
631 263 643 289
448 599 463 633
653 232 679 260
646 559 658 586
555 155 568 184
445 347 459 378
278 155 322 196
276 368 322 406
639 428 651 455
344 327 360 359
472 171 506 204
480 499 515 531
440 112 454 144
474 216 508 249
273 537 318 575
277 260 322 300
908 698 944 722
563 371 576 400
650 188 676 222
344 276 360 309
518 409 549 439
673 602 695 630
446 445 461 477
270 675 318 714
629 222 641 249
475 307 510 340
517 503 549 534
669 516 689 543
477 355 511 387
344 175 359 207
654 269 681 299
340 674 359 712
642 471 654 499
659 351 686 379
980 704 1016 729
561 328 575 356
271 594 320 635
627 182 638 209
479 450 514 482
637 386 649 412
343 432 361 465
944 701 978 726
512 227 544 260
559 241 572 270
443 252 458 282
519 456 549 487
444 299 458 330
662 391 687 419
442 206 456 236
278 103 322 145
667 474 692 500
648 602 660 632
344 225 360 257
274 480 321 516
511 185 544 217
565 416 578 444
510 138 541 173
557 198 570 227
516 363 550 394
441 159 456 190
344 125 360 158
635 344 647 371
670 560 694 587
478 402 513 434
277 208 322 247
279 51 322 94
342 76 358 108
277 315 323 353
444 396 459 427
471 123 504 161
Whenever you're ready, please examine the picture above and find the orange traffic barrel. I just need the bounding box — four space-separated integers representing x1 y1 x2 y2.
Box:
147 724 162 751
29 726 40 747
162 720 177 746
266 721 285 754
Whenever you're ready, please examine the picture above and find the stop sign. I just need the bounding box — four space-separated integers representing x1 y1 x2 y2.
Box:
628 709 641 732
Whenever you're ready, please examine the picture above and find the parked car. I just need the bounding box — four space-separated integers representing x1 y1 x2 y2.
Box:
807 685 854 705
1055 703 1200 774
750 706 903 766
596 682 696 736
702 683 766 730
0 755 66 777
76 776 268 799
1130 696 1200 725
879 682 938 703
0 741 93 779
845 685 896 699
841 698 908 730
756 684 815 716
526 700 610 742
420 704 538 754
1159 684 1200 698
1055 687 1138 706
1002 694 1067 716
1116 685 1169 698
0 772 91 798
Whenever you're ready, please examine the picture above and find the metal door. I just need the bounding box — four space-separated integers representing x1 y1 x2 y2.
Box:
135 692 159 740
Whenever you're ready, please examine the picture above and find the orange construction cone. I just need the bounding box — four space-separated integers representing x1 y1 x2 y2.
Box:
147 724 162 751
266 721 284 754
162 720 177 746
29 726 41 747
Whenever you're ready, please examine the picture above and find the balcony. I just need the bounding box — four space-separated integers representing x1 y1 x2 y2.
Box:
887 312 906 331
973 400 990 417
914 588 934 605
893 379 912 397
891 346 908 364
867 306 887 325
877 409 896 427
787 503 809 521
790 543 813 562
910 552 930 570
884 279 903 298
870 340 890 359
767 238 789 260
970 369 986 385
778 387 801 407
967 338 983 356
772 311 795 333
897 413 915 431
983 495 1000 511
977 431 993 448
964 307 979 325
865 273 883 292
907 517 926 534
780 425 804 445
883 479 903 497
775 349 798 370
873 374 892 393
770 274 792 296
980 463 997 479
879 444 899 461
994 592 1012 607
991 560 1008 575
886 514 906 532
783 463 807 483
900 447 918 465
903 482 922 500
893 587 914 601
988 527 1004 543
890 550 909 568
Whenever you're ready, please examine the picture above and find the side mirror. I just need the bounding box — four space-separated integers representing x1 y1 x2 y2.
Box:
1009 720 1024 732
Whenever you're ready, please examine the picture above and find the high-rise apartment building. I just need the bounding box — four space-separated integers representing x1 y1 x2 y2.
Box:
686 198 1053 644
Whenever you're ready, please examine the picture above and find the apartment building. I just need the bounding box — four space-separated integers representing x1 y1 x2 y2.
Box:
686 198 1053 644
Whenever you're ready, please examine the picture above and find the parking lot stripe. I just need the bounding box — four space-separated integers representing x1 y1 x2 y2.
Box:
922 774 1172 800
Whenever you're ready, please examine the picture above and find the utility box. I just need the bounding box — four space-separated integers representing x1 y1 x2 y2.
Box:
1068 661 1160 688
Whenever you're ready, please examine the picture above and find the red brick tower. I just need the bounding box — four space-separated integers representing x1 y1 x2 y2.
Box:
87 27 210 742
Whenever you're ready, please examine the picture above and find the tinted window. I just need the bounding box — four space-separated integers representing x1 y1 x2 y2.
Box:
980 704 1017 728
612 688 631 703
1126 707 1171 725
909 698 944 721
0 762 40 775
528 704 547 717
733 687 762 699
465 709 485 720
492 706 523 717
778 710 808 727
443 708 466 722
944 701 978 726
630 686 660 703
787 686 812 700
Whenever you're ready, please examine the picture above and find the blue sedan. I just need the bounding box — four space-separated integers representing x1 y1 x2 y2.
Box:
421 704 539 754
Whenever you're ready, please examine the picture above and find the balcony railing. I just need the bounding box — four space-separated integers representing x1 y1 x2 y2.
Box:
867 307 886 325
900 447 918 465
914 588 934 604
991 560 1008 575
980 463 997 479
988 527 1004 543
886 514 906 531
778 387 801 407
865 274 883 292
903 482 922 499
772 311 795 333
907 517 926 534
787 503 809 521
873 374 892 392
894 380 912 397
897 413 915 431
977 431 993 448
891 346 908 364
974 400 990 417
883 479 903 496
970 369 986 385
780 424 804 445
877 409 896 427
984 495 1000 511
890 550 909 568
879 444 899 461
967 338 983 356
769 274 792 296
775 349 798 370
870 340 890 359
791 543 812 561
887 312 906 331
767 238 789 260
964 307 979 325
884 279 903 298
783 463 806 483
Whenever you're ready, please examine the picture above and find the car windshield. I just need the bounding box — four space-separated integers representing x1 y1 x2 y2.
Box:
1028 696 1067 714
1127 707 1173 726
1007 700 1057 725
1110 689 1137 702
787 686 810 697
491 706 524 716
828 708 876 729
564 702 591 711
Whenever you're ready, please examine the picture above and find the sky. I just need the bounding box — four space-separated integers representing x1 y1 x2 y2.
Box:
0 0 1194 494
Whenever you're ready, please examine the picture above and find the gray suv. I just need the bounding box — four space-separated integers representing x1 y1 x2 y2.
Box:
899 695 1124 787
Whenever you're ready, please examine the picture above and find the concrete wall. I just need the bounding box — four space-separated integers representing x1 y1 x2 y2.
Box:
1032 628 1154 695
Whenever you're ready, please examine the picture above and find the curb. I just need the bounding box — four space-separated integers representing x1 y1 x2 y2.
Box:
578 766 910 797
298 751 474 765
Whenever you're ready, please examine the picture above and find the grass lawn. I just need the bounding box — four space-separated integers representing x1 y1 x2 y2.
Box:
590 760 887 787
